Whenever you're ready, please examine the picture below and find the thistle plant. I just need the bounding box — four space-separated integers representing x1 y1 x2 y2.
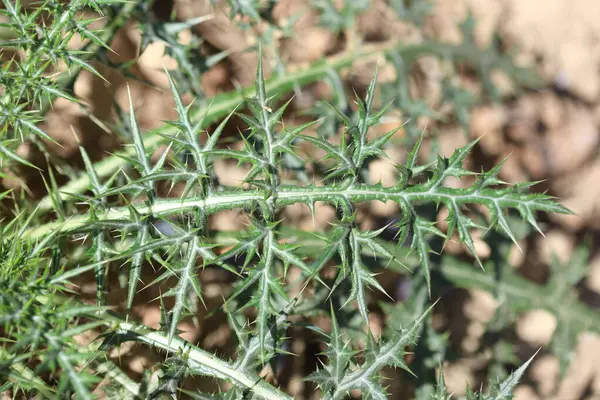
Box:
1 1 598 399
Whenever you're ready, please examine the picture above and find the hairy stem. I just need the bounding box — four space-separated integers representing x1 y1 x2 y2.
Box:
27 183 564 239
33 294 292 400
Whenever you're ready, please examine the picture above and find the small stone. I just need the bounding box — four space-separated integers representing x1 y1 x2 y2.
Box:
478 130 506 157
178 321 199 342
536 230 574 265
508 240 527 267
369 313 384 340
436 126 469 158
550 159 600 230
282 27 337 63
370 199 399 217
530 354 559 397
539 92 563 130
545 105 598 176
128 355 151 374
443 362 474 396
513 385 540 400
463 289 498 323
519 142 547 179
505 95 538 143
473 237 491 260
490 69 516 97
516 309 557 346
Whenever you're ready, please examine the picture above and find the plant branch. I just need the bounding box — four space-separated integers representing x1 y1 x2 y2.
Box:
27 183 566 240
30 293 292 400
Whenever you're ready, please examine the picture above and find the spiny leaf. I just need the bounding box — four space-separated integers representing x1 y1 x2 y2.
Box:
478 351 537 400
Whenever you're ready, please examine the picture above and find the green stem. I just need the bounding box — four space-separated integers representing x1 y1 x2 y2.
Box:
93 357 144 398
37 39 542 216
111 322 293 400
31 294 291 400
26 183 563 239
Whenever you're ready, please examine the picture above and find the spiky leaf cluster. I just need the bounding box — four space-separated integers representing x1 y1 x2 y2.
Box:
134 2 217 99
358 224 600 396
309 303 433 399
0 224 106 398
421 355 534 400
0 0 132 167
